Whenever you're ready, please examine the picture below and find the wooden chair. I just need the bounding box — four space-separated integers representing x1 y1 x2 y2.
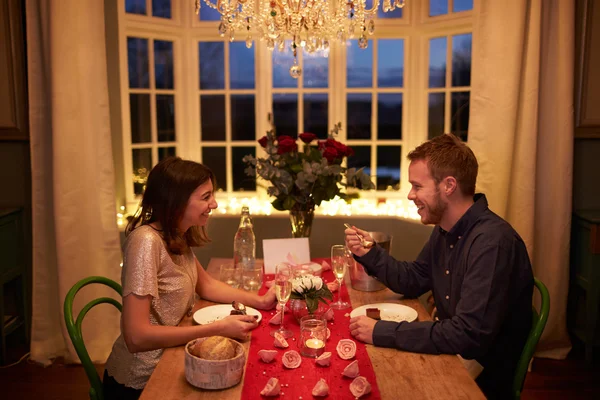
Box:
513 278 550 399
64 276 122 400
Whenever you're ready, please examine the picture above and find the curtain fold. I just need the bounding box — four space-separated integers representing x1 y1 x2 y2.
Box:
469 0 573 359
26 0 122 365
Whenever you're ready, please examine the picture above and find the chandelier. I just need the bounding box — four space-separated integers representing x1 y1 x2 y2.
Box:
194 0 406 78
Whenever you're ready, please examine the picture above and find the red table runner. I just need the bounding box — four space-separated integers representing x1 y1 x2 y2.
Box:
241 258 381 399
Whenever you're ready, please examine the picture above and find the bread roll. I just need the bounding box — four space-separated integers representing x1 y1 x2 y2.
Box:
190 336 236 360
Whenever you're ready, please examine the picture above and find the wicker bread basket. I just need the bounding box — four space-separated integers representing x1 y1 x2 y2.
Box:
184 337 246 390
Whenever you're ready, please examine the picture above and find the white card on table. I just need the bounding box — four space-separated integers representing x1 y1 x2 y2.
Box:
262 238 311 274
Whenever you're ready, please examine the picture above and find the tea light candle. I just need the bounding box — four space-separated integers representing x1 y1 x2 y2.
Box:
305 338 325 349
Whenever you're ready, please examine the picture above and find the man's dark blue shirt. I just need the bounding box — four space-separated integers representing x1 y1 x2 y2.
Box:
356 194 533 398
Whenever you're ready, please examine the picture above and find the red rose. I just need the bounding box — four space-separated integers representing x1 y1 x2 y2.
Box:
277 136 298 154
322 147 338 163
258 136 268 148
344 145 355 157
299 132 317 144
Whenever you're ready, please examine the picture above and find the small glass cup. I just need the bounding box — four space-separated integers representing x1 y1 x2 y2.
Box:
219 263 241 288
299 314 327 358
243 266 263 291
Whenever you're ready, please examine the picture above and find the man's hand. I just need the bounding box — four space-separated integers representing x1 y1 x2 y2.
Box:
349 315 377 344
345 225 375 257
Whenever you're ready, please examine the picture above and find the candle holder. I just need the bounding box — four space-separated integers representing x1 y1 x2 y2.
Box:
299 315 327 358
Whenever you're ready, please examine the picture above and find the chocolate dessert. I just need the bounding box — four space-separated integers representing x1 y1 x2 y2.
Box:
230 310 245 315
366 308 381 320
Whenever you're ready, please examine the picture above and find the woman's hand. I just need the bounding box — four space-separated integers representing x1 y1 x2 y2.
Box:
256 285 277 310
345 225 374 257
213 315 259 341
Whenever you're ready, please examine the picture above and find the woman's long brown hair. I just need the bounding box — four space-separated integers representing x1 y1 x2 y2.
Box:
126 157 216 254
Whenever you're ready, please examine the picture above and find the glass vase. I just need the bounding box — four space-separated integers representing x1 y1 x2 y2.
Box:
289 207 315 238
290 299 328 323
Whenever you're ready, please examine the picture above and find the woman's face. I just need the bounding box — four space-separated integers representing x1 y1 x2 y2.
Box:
179 179 218 232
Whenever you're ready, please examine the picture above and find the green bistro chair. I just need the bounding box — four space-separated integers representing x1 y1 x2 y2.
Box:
64 276 122 400
513 277 550 399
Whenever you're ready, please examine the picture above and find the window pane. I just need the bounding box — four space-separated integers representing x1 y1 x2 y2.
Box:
200 95 226 141
132 148 152 195
347 146 371 177
230 42 255 89
154 40 174 89
429 37 446 88
454 0 473 12
156 95 175 142
231 95 256 141
428 93 445 139
128 37 149 88
452 34 472 87
198 5 221 21
347 40 373 88
430 0 448 16
378 93 402 140
273 94 298 137
303 94 328 139
202 147 226 191
233 147 256 191
199 42 224 89
152 0 171 18
377 146 401 190
130 94 151 143
125 0 146 15
347 93 371 139
451 91 470 141
158 146 176 160
303 51 328 88
273 42 297 88
378 39 404 88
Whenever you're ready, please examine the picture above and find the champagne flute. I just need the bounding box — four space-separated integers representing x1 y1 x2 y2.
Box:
330 245 351 310
271 263 293 338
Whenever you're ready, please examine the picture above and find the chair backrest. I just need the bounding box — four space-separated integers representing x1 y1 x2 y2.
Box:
512 277 550 399
64 276 122 400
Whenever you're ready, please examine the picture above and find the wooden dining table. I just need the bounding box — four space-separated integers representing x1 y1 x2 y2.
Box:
140 258 485 399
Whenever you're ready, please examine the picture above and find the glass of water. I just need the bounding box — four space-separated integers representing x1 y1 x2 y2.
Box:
243 266 263 291
219 263 241 288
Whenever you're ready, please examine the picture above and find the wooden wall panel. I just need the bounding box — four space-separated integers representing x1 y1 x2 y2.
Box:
576 0 600 138
0 0 27 141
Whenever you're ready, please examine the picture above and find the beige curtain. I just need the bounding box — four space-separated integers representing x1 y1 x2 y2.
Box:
26 0 122 365
469 0 573 359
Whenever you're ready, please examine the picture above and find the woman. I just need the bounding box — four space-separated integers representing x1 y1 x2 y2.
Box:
103 157 276 399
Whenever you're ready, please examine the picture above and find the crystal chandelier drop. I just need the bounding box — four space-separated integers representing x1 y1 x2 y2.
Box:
194 0 406 78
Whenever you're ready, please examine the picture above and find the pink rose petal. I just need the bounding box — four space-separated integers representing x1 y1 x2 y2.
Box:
260 377 281 396
342 360 360 378
315 351 331 367
350 376 372 398
321 260 331 271
282 350 302 369
274 332 289 348
336 339 357 360
268 311 283 325
323 308 334 321
257 349 278 363
312 378 329 397
326 281 339 293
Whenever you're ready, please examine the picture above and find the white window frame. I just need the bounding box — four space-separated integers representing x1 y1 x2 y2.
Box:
116 0 474 212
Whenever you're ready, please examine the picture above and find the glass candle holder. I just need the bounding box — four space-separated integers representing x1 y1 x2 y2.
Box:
299 315 327 358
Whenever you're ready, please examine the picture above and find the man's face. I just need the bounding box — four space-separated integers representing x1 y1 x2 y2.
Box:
407 160 447 225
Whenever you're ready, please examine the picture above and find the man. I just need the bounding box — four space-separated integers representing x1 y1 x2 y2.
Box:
346 133 533 398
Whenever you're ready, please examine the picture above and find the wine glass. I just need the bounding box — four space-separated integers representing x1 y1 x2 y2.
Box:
330 245 351 310
270 263 294 338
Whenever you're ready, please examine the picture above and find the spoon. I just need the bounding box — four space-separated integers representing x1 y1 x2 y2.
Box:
343 223 375 248
232 301 247 315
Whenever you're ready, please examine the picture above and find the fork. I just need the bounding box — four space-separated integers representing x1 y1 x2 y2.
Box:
344 223 375 248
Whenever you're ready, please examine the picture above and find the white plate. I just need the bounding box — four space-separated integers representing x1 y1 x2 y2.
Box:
350 303 418 323
193 304 262 325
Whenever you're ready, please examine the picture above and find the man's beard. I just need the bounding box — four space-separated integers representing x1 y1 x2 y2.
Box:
422 189 447 225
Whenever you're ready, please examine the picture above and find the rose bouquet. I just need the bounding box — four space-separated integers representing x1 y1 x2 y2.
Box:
243 123 375 212
290 275 333 314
